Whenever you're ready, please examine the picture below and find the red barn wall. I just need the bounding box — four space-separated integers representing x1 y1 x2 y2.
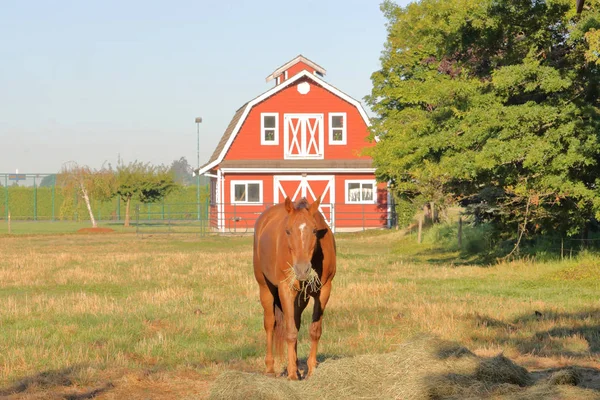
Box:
224 77 374 161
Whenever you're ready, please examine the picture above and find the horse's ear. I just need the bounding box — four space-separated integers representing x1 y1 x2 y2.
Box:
285 197 294 214
309 195 321 215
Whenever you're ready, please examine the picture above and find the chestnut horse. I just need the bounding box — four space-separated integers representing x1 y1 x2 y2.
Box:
253 196 336 380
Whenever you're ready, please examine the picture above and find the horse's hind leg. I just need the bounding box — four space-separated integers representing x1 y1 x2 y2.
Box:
259 284 276 374
307 280 332 377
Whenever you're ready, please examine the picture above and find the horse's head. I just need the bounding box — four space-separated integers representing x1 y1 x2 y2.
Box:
284 196 322 281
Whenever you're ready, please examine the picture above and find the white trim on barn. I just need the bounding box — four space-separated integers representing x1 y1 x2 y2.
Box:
328 112 347 145
197 69 371 176
220 167 376 173
260 112 279 145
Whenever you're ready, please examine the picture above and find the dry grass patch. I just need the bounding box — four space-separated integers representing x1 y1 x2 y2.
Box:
209 336 597 399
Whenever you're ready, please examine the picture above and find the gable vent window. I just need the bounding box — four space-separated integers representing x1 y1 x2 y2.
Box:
329 113 347 145
261 113 279 145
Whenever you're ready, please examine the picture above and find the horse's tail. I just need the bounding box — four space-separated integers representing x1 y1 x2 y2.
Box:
274 304 285 359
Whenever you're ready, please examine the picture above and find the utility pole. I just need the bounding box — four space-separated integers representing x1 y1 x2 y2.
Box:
195 117 203 221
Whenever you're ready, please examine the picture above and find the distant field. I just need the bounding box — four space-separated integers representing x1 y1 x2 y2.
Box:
1 230 599 399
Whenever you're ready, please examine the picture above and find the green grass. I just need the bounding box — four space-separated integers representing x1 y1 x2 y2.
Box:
0 229 599 398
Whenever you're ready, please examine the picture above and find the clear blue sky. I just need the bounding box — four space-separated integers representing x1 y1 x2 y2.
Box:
0 0 412 173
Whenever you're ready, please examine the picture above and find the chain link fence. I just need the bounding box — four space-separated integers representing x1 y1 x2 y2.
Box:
0 172 209 222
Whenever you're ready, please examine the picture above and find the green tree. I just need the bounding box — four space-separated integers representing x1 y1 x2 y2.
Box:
39 174 56 187
367 0 600 247
57 162 115 227
115 161 178 227
169 157 194 186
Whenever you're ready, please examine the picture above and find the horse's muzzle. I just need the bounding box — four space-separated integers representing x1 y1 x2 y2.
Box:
293 262 312 281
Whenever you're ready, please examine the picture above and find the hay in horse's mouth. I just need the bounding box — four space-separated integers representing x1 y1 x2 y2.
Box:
283 263 322 302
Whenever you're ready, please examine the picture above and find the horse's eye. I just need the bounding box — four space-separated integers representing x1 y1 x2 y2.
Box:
285 229 291 235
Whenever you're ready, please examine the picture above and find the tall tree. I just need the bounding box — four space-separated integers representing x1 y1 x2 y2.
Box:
39 174 56 187
367 0 600 243
115 161 178 227
169 157 195 186
58 162 115 227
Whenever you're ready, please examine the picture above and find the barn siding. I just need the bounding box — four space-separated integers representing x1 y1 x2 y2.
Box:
225 77 373 161
219 173 388 230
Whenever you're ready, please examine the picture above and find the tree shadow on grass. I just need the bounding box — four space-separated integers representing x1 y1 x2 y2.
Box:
467 308 600 391
0 364 114 399
407 247 488 267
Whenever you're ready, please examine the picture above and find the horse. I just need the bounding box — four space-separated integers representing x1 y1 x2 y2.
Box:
253 196 336 380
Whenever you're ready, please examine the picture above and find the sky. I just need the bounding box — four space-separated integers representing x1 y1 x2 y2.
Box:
0 0 412 174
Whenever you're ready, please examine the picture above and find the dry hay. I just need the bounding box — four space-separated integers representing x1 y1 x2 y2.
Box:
209 336 598 400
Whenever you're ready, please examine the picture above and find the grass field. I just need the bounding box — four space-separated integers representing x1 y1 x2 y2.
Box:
1 229 600 399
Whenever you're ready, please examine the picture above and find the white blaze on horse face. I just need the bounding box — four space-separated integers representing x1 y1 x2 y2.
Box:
299 223 307 246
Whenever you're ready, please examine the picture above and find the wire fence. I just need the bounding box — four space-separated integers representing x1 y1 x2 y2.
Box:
0 172 209 222
134 202 394 236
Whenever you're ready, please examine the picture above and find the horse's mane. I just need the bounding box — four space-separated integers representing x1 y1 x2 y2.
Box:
294 198 310 210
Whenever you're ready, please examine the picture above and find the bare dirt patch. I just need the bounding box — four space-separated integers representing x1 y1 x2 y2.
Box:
76 227 115 234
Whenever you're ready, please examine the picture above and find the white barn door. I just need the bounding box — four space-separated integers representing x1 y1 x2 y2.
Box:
273 175 335 229
283 114 324 159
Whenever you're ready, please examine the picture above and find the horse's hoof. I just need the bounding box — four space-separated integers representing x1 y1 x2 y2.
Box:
265 372 276 378
287 372 300 381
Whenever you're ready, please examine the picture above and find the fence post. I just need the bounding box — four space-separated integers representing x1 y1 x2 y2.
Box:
418 215 423 244
458 216 463 248
51 174 56 222
167 204 171 233
74 191 78 221
117 197 121 221
561 238 564 261
135 204 140 235
4 174 8 220
8 210 11 234
33 176 37 221
233 202 237 234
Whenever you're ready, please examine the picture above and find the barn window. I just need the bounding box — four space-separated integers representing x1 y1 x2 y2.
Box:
261 113 279 145
329 113 346 145
231 181 262 204
345 180 376 204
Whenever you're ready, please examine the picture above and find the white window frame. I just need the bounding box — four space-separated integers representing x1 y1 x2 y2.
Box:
230 180 263 204
329 112 347 145
283 113 324 159
261 112 279 145
345 180 376 204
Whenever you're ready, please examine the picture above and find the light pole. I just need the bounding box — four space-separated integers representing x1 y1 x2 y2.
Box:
195 117 202 221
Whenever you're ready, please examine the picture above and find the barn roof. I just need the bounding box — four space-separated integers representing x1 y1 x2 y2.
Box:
197 69 371 175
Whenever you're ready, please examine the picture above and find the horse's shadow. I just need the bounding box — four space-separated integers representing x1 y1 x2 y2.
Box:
0 364 114 399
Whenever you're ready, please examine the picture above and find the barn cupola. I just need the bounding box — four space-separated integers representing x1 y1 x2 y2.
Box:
265 55 326 86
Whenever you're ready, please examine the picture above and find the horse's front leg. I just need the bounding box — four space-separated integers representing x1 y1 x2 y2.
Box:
307 280 332 377
279 286 302 380
258 284 276 375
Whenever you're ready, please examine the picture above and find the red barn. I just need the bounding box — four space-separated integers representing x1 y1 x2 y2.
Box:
197 55 390 232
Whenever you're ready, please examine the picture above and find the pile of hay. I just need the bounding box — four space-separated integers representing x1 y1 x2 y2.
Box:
209 336 596 399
